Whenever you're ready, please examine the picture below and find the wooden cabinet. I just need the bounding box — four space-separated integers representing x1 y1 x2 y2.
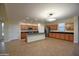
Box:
65 34 74 42
53 33 56 38
32 26 38 30
47 24 58 30
21 25 28 30
21 32 27 42
65 34 69 41
56 33 61 39
49 32 74 42
65 23 74 31
55 33 59 38
49 33 52 38
60 34 65 39
21 25 38 30
68 34 74 42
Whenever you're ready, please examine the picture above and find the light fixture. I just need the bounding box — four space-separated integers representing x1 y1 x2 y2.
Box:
46 12 56 22
38 23 41 26
47 18 56 22
49 13 53 16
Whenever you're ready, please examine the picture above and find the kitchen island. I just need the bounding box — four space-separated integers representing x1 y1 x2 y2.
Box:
21 31 45 43
27 33 45 43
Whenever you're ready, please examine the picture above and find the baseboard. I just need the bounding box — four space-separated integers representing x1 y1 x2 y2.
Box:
4 39 18 43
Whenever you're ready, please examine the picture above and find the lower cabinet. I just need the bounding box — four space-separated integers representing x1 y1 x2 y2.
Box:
60 34 65 39
49 33 74 42
21 32 27 42
68 34 74 42
65 34 69 41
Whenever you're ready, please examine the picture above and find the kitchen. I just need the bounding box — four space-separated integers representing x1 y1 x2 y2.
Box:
0 3 79 56
20 17 74 43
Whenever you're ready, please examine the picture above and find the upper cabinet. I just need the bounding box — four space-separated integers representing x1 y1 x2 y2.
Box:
47 24 58 30
21 25 28 30
32 26 38 30
47 22 74 31
65 23 74 31
21 25 38 30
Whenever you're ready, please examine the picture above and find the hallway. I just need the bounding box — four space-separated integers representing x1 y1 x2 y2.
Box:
5 38 79 56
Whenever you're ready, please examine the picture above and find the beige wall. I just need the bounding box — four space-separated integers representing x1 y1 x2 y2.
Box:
74 16 79 43
0 4 9 42
0 4 18 42
6 19 20 41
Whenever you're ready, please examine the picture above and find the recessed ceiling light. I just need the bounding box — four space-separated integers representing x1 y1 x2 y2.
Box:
47 18 56 22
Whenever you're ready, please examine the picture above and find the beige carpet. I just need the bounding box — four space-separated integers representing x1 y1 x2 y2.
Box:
5 38 79 56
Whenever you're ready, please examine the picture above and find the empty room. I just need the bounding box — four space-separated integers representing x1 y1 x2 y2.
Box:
0 3 79 56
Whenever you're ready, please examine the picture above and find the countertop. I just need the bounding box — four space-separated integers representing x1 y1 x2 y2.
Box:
21 30 38 32
28 33 45 35
50 31 74 34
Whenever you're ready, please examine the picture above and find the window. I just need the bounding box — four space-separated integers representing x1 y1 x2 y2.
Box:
2 22 4 36
58 23 65 32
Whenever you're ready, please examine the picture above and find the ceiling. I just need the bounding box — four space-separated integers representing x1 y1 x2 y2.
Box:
5 3 79 24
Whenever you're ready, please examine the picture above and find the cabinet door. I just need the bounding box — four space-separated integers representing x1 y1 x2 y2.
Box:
55 33 57 38
32 26 37 30
68 34 74 42
56 33 59 39
59 33 64 39
51 33 54 38
65 34 69 41
65 34 74 42
49 33 52 38
53 33 56 38
49 33 56 38
49 24 58 30
21 32 27 42
21 25 28 30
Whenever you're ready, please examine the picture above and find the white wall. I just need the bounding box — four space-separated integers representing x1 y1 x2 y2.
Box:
38 23 45 33
0 4 8 42
4 19 21 42
8 23 20 41
74 16 79 43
